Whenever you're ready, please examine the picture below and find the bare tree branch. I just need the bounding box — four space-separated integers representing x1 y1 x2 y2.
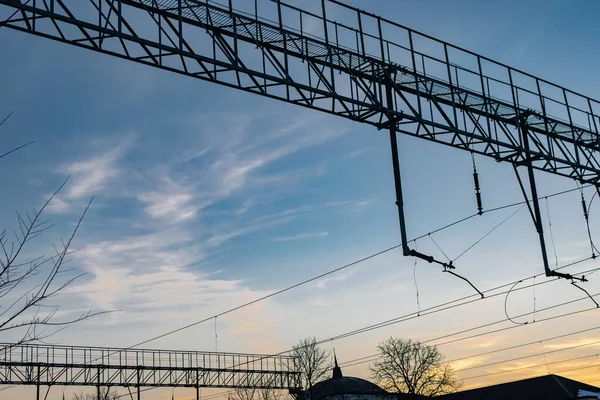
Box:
292 337 331 390
71 387 120 400
370 337 462 397
0 122 108 344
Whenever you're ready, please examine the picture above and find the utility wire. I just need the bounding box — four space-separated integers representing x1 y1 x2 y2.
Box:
123 184 597 352
188 297 600 400
341 287 600 369
116 255 596 400
0 111 13 128
429 234 451 262
110 185 599 399
545 198 559 268
445 324 600 365
409 185 593 243
114 262 600 400
454 337 600 373
453 205 524 262
413 240 420 315
319 258 597 345
463 353 600 381
117 245 401 351
340 263 600 368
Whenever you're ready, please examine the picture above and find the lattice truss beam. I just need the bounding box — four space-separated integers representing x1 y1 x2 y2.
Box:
1 0 600 183
0 343 300 389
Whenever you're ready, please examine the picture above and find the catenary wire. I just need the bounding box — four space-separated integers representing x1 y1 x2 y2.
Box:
120 184 597 353
341 287 600 369
113 263 600 400
463 353 600 381
107 187 599 398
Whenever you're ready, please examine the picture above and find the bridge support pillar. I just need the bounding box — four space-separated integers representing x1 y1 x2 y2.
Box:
385 78 410 257
36 365 41 400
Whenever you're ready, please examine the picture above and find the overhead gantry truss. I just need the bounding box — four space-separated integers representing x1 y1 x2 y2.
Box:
1 0 598 181
1 0 599 279
0 343 300 395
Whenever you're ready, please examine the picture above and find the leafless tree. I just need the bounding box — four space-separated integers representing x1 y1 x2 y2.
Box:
0 112 104 346
229 386 287 400
370 337 461 397
292 337 331 390
71 387 120 400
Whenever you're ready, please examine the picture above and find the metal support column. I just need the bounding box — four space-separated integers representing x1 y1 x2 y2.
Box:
36 365 40 400
196 368 200 400
97 367 101 400
517 120 579 281
520 122 551 277
137 367 141 400
385 72 410 256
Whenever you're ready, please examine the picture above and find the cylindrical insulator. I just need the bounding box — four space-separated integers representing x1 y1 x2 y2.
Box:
473 171 483 214
473 171 480 191
582 196 589 220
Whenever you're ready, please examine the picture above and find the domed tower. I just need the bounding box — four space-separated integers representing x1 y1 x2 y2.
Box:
305 356 395 400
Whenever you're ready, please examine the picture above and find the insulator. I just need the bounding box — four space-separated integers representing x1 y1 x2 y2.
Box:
476 192 483 215
582 194 589 220
473 171 483 215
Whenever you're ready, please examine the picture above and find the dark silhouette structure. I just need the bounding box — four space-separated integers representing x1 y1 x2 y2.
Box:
0 342 301 400
306 357 427 400
437 375 600 400
1 0 599 281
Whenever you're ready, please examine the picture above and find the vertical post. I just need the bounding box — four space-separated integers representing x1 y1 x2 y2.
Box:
443 44 458 129
137 367 141 400
321 0 329 44
385 73 410 257
117 0 122 33
196 368 200 400
97 367 101 400
477 56 492 144
357 11 365 57
520 122 551 277
376 17 385 63
36 364 40 400
588 99 599 135
276 0 282 30
408 31 422 117
178 0 183 50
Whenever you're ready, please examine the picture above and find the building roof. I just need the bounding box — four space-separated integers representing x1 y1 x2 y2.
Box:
306 356 390 400
436 374 600 400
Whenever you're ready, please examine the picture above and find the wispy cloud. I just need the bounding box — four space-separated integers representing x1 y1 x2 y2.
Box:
138 176 204 223
47 137 132 213
206 216 295 247
315 270 355 289
69 229 253 318
270 232 329 242
61 142 129 199
207 127 344 198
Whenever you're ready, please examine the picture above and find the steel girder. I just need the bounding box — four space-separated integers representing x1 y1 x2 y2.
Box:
0 343 300 389
0 0 599 183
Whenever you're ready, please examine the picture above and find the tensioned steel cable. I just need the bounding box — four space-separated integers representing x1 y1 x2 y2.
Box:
114 185 598 353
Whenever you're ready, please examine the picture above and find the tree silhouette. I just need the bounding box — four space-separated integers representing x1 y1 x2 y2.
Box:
370 337 461 397
0 112 104 346
292 337 331 390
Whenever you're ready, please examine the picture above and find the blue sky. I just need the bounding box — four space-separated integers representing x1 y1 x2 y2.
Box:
2 0 600 399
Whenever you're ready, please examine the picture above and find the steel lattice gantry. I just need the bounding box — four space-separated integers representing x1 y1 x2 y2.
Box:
0 343 300 393
1 0 600 277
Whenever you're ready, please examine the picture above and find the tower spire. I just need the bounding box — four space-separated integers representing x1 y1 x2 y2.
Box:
332 349 343 379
